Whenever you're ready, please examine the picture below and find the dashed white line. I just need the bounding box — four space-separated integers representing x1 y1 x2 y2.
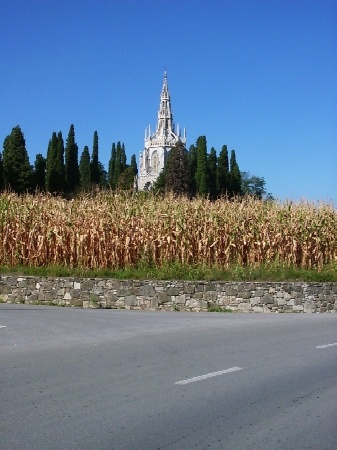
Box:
316 342 337 349
175 367 242 385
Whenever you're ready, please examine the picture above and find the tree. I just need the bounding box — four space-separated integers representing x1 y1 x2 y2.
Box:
217 145 229 197
188 144 197 196
241 171 273 200
79 146 91 190
114 141 123 187
2 126 32 193
130 154 138 177
108 143 116 188
90 131 100 185
208 147 217 200
164 140 190 195
229 149 242 197
98 162 108 188
195 136 208 196
64 124 79 193
33 154 46 191
45 131 66 193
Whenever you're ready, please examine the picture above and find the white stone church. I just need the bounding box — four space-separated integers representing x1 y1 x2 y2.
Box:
138 72 186 190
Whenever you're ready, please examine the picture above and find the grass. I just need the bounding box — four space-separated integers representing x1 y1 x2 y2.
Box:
0 261 336 282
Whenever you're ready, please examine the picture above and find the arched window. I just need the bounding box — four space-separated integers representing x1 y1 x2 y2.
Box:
152 151 159 174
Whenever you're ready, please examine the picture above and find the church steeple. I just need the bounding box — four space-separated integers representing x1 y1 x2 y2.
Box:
138 71 186 190
157 71 174 137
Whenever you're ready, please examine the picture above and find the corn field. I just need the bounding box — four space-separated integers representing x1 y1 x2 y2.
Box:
0 191 336 269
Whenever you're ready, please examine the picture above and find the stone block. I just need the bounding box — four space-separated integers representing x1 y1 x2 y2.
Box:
238 302 252 311
185 284 195 294
205 291 217 301
81 280 94 291
173 294 186 305
195 284 204 293
139 285 155 296
293 305 304 312
186 298 200 308
226 287 237 296
125 295 138 307
250 297 261 306
70 298 83 307
219 296 230 306
150 298 158 309
275 298 287 306
158 292 169 303
167 287 180 296
261 294 274 305
252 306 264 313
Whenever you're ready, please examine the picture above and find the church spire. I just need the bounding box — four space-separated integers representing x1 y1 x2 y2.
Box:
157 71 174 137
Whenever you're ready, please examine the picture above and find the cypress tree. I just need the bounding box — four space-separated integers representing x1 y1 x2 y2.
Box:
65 124 79 194
229 149 242 197
130 154 138 177
79 146 91 190
114 141 123 187
208 147 217 200
188 144 197 196
33 154 46 191
165 140 190 196
216 145 229 197
46 132 66 193
121 143 127 171
90 131 100 185
46 132 58 192
195 136 208 197
108 143 116 188
2 126 32 193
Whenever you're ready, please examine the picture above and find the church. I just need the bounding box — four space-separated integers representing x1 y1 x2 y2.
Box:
138 72 186 190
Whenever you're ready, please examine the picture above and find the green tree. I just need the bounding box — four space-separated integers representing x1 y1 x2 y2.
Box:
216 145 229 196
2 126 32 193
98 162 108 188
188 144 198 196
33 154 46 191
45 131 66 193
208 147 217 200
79 146 91 190
165 140 190 195
108 143 116 188
241 171 273 200
90 131 100 185
114 141 123 187
130 154 138 177
229 149 242 197
65 124 79 193
195 136 208 196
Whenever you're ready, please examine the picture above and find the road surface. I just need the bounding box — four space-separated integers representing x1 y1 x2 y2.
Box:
1 304 336 449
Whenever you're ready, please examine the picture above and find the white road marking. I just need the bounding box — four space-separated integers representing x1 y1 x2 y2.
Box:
175 367 242 385
316 342 337 349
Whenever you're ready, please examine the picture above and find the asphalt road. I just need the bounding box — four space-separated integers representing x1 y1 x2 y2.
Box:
1 305 336 450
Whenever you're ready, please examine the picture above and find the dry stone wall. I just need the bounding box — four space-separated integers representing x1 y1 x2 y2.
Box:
0 276 336 313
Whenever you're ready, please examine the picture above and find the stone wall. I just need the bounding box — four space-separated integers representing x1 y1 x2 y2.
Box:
0 276 336 313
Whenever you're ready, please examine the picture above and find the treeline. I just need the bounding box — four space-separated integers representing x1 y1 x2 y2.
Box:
0 125 138 195
0 125 270 199
154 137 270 200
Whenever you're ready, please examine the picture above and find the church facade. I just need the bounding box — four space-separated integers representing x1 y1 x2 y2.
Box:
138 72 186 190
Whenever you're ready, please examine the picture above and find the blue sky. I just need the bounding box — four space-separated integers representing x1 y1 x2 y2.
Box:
1 0 336 203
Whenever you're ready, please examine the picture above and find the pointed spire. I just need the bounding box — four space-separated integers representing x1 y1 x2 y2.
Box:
157 71 173 137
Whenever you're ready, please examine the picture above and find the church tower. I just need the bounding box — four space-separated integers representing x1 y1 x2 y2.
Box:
138 72 186 190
